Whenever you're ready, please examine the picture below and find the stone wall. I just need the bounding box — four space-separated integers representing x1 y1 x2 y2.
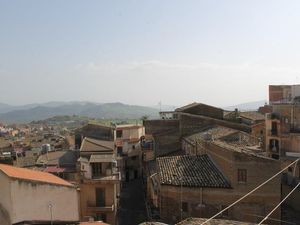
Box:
159 182 280 225
154 130 181 156
144 120 179 135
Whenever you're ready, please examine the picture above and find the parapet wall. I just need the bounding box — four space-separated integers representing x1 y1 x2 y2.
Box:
179 113 251 136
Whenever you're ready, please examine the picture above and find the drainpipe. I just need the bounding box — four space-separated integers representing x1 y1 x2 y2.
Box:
200 188 203 205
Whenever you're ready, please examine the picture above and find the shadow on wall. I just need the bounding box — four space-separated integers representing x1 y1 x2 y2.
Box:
0 203 10 225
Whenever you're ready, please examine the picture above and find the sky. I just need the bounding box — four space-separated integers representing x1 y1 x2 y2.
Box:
1 0 300 107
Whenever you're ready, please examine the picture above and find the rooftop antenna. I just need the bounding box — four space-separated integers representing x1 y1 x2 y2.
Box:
158 101 162 112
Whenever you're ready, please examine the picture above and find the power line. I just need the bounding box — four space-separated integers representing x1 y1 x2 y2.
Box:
257 182 300 225
200 158 300 225
244 213 296 225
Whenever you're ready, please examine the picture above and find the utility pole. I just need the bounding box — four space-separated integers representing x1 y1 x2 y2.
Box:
180 176 183 221
48 203 53 225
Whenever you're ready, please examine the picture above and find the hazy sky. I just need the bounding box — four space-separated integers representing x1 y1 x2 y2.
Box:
1 0 300 107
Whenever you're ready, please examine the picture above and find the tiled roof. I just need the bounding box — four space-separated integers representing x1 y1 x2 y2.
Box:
239 111 265 121
43 167 66 173
80 137 114 152
185 126 268 160
176 218 262 225
175 102 223 112
184 126 238 144
36 150 66 165
0 163 73 187
175 102 200 112
157 155 230 188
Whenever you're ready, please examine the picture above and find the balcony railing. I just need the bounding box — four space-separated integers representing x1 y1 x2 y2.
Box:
268 130 279 136
290 128 300 133
87 202 115 212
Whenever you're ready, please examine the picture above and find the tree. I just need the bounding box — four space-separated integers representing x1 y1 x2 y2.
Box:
140 115 149 121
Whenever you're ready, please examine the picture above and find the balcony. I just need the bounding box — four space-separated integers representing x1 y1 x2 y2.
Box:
87 202 115 212
290 128 300 134
90 172 120 182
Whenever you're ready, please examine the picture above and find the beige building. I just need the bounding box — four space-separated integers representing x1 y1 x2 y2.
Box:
265 102 300 194
269 84 300 104
0 163 79 225
266 103 300 160
78 137 120 225
115 124 145 181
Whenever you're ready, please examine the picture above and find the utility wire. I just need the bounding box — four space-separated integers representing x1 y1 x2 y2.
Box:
257 182 300 225
200 158 300 225
244 213 296 225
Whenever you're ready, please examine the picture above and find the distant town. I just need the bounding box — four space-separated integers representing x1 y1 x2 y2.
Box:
1 84 300 225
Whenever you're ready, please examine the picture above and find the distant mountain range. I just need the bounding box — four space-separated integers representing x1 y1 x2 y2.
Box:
0 102 160 124
0 100 268 124
224 100 267 111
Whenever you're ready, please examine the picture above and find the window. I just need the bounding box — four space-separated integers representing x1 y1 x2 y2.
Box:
96 213 107 222
182 202 188 213
95 188 105 207
92 163 102 177
271 122 278 135
116 130 123 138
117 146 123 156
238 169 247 183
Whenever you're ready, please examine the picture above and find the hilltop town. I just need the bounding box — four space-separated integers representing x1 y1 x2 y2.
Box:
0 85 300 225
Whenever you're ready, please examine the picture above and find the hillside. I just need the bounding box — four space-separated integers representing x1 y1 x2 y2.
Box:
0 102 159 124
224 100 267 111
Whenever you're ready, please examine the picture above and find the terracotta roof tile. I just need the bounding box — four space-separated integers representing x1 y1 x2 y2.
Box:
157 155 230 188
239 111 265 121
80 137 114 152
0 163 73 187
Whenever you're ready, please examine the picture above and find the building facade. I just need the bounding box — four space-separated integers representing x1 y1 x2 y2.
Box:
150 126 281 225
114 124 145 181
0 164 79 225
78 137 120 225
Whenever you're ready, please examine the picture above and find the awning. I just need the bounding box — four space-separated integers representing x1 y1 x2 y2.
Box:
89 154 116 163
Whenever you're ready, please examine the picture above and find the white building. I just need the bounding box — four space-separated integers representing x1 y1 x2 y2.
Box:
0 164 79 225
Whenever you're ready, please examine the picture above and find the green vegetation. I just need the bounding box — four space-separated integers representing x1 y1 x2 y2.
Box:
32 115 142 129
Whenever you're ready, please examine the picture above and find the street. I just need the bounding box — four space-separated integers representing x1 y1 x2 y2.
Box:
118 179 148 225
